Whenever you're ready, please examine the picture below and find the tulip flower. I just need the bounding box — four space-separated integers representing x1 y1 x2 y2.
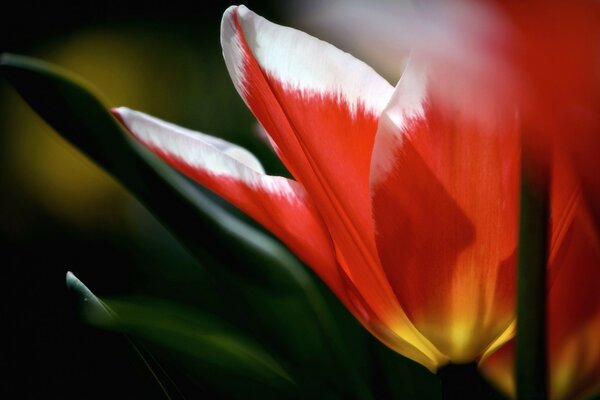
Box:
295 1 600 397
111 6 597 386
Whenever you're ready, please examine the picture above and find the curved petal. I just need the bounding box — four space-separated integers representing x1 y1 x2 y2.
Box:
481 154 600 400
113 107 343 294
221 4 390 286
220 5 443 367
371 61 520 362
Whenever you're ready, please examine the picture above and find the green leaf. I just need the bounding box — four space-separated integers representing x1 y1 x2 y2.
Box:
66 272 295 398
102 298 294 385
1 53 367 397
0 52 305 293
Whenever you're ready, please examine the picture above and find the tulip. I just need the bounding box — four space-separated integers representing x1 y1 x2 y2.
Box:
291 5 600 397
111 6 597 385
0 0 596 398
408 1 600 397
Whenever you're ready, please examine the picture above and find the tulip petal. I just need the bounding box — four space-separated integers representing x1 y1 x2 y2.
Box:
371 62 520 362
113 107 342 293
114 107 444 369
220 6 446 369
221 6 404 330
481 155 600 400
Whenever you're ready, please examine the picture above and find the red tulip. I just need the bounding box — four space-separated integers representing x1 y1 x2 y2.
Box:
111 4 517 371
111 5 598 383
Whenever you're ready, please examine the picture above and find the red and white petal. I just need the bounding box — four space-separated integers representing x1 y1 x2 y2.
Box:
371 61 520 363
220 6 446 369
113 107 341 293
221 6 405 332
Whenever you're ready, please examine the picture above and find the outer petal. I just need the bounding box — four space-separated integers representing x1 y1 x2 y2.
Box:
481 153 600 400
113 107 342 294
370 62 520 363
221 6 444 368
221 4 389 296
221 6 440 369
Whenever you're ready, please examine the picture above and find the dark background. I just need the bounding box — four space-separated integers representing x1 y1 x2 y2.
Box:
0 1 291 398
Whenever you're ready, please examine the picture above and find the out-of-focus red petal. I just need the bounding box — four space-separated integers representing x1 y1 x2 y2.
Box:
371 62 520 363
481 152 600 400
402 0 600 227
494 0 600 225
112 107 345 295
545 156 600 400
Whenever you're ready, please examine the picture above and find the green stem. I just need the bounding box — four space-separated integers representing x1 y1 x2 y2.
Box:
515 158 549 399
